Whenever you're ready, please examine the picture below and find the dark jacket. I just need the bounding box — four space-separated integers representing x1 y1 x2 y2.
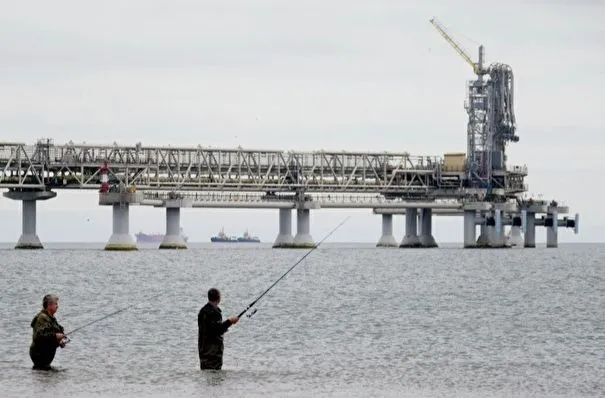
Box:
29 309 64 369
198 302 232 370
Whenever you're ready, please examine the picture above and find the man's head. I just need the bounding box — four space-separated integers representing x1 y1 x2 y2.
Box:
208 288 221 305
43 294 59 315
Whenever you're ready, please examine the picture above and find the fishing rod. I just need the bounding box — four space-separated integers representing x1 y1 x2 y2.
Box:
59 216 349 343
61 292 164 344
237 216 350 319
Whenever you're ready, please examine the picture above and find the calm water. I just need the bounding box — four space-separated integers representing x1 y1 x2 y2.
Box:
0 242 603 397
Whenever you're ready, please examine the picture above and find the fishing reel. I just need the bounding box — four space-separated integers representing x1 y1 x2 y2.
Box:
60 336 70 347
246 309 258 319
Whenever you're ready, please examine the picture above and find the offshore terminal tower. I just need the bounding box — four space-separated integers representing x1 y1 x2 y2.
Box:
0 19 578 250
422 17 578 248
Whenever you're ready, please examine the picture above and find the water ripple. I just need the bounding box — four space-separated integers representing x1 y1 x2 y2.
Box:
0 243 603 397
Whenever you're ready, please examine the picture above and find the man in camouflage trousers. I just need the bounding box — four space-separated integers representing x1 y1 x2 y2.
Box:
198 288 239 370
30 294 67 370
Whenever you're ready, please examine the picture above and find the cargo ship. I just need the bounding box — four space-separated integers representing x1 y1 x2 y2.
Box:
210 228 260 243
135 228 188 243
210 228 238 243
237 229 260 243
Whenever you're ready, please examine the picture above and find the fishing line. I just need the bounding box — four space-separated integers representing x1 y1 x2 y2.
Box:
59 216 350 343
238 216 350 319
61 292 164 344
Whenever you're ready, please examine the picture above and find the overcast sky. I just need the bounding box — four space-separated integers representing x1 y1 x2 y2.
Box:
0 0 603 244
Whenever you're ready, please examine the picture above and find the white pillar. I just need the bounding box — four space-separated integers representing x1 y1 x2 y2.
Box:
509 216 523 247
463 210 476 248
484 214 496 248
4 190 56 249
489 209 506 247
524 211 536 248
159 207 187 249
377 214 397 247
16 200 43 249
292 209 315 248
400 208 421 248
273 208 294 248
476 222 489 247
418 208 437 248
105 203 137 251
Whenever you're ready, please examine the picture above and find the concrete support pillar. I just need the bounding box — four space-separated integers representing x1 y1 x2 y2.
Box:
18 200 42 249
418 208 437 248
546 209 558 248
509 216 523 247
292 209 315 248
3 189 57 249
400 208 421 248
273 208 295 248
524 211 536 248
105 203 137 251
488 209 507 248
476 222 489 247
159 207 187 249
377 214 397 247
477 213 496 248
463 210 476 248
485 214 496 246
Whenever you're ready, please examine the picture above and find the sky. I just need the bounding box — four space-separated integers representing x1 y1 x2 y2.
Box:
0 0 603 244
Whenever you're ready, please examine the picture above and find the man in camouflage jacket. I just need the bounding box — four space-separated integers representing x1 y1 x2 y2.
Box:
30 294 66 370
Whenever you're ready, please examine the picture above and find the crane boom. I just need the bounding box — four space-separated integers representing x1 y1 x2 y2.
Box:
429 17 480 75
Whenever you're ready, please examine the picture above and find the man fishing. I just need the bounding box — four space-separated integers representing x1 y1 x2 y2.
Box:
198 288 239 370
29 294 67 370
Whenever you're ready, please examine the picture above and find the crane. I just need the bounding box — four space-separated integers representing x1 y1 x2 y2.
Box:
428 17 519 196
429 17 485 76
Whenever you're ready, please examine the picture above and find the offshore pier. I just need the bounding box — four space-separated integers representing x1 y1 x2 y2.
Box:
0 18 578 250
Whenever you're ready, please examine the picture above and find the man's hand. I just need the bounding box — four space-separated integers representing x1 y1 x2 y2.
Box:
56 333 67 347
229 316 239 325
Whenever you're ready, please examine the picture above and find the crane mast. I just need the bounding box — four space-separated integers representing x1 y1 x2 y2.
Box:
429 18 484 76
429 17 519 195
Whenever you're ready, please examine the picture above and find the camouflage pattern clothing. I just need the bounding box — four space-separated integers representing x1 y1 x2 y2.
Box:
198 303 233 370
29 309 64 370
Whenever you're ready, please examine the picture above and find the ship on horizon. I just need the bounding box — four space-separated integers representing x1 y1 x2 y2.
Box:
237 229 261 243
136 227 189 243
211 228 260 243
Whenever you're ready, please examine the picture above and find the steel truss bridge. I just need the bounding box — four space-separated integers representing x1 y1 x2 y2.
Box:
0 139 528 200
